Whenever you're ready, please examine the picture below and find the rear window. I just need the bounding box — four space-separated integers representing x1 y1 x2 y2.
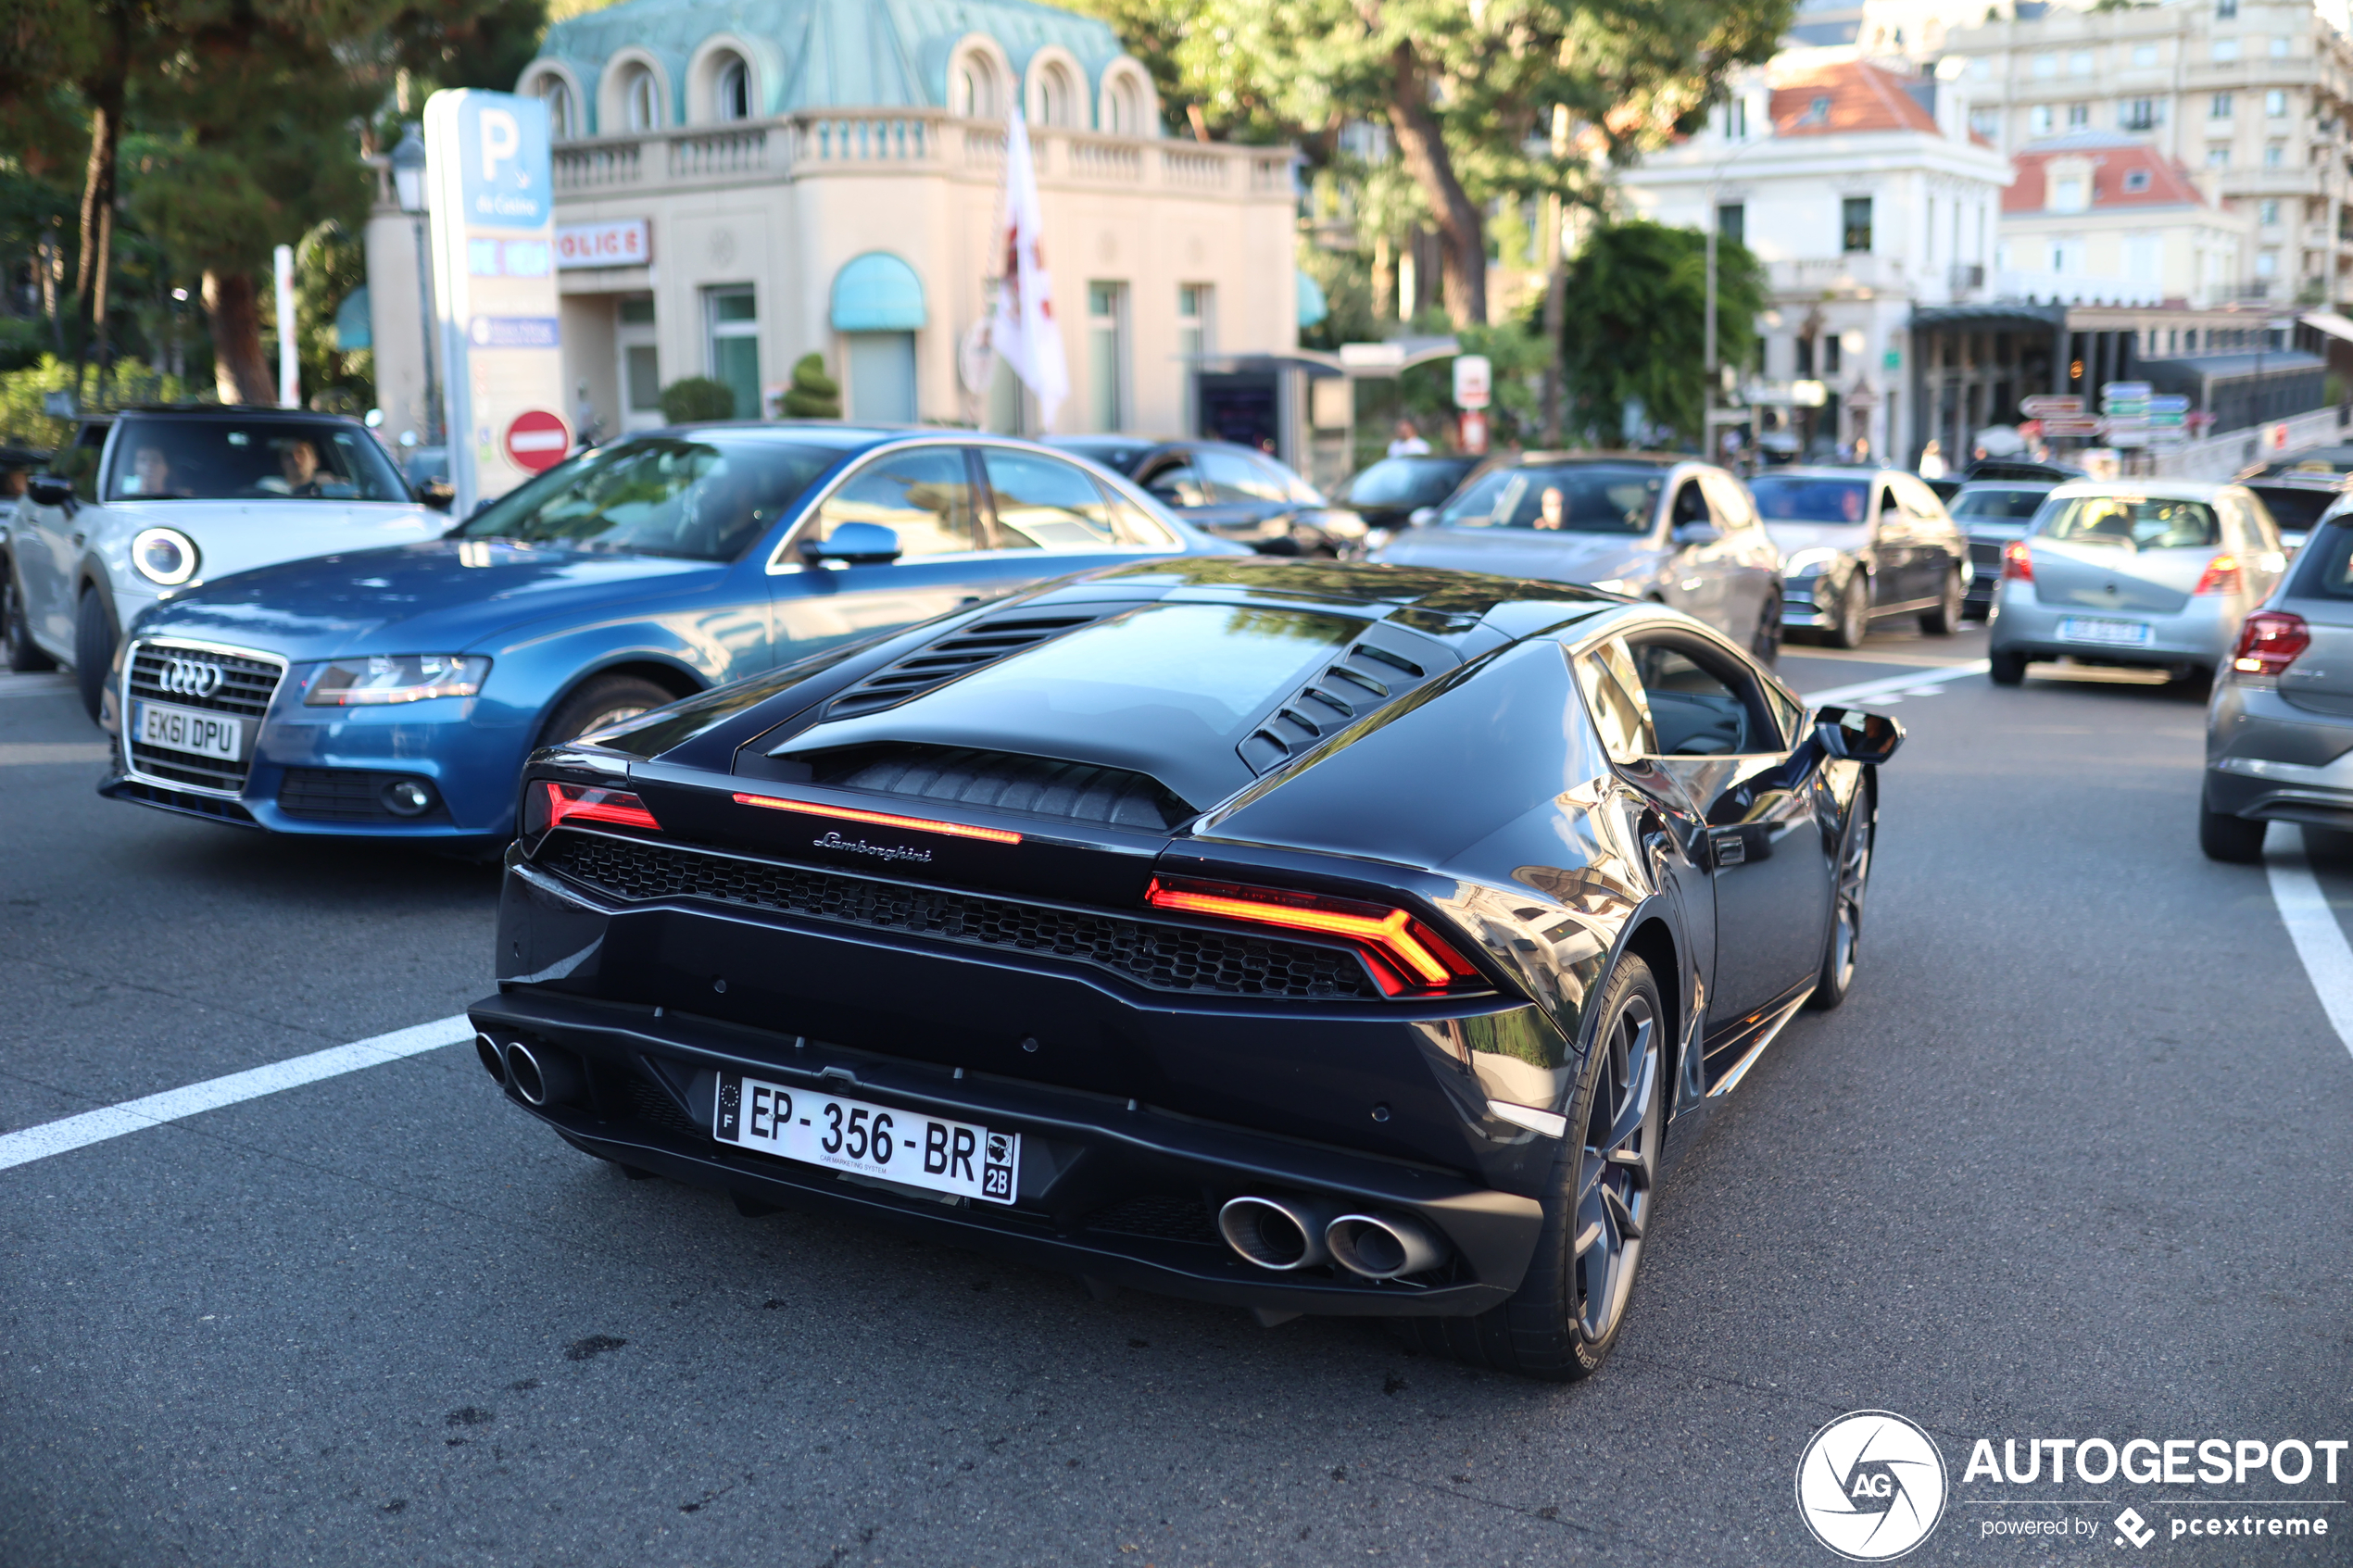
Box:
107 420 408 502
1751 476 1871 524
1438 465 1661 533
1342 458 1468 508
2249 486 2338 531
2290 520 2353 598
2035 495 2219 550
1950 487 2049 521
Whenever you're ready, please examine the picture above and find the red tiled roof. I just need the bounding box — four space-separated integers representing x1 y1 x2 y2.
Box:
1768 61 1941 136
2004 139 2208 213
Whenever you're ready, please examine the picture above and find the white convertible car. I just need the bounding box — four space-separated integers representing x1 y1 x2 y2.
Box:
2 406 448 717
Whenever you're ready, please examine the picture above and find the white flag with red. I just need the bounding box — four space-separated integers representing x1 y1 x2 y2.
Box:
988 109 1068 431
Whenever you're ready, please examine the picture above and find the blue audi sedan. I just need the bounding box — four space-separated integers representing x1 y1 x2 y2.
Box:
100 425 1233 845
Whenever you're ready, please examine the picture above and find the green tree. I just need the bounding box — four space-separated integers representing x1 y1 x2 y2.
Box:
659 376 736 424
781 353 840 419
1556 219 1762 447
1168 0 1792 325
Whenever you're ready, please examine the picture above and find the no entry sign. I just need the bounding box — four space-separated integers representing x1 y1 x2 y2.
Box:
504 409 570 473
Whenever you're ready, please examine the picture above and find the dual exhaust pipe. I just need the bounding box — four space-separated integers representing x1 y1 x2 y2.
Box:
1216 1194 1449 1281
474 1031 584 1108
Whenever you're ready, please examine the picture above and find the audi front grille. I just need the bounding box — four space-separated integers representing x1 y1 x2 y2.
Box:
124 638 287 797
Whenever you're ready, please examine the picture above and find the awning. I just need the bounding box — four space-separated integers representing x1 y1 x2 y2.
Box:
2301 310 2353 345
1296 269 1327 330
333 285 371 351
830 253 925 332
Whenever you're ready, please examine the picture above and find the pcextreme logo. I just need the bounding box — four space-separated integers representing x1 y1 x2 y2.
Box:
1796 1411 1950 1561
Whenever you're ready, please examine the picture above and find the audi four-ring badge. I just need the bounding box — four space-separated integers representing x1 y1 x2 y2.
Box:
469 558 1901 1379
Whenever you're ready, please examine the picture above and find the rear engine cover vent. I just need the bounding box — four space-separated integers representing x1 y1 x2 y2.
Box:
805 744 1192 831
822 611 1108 720
1238 634 1444 774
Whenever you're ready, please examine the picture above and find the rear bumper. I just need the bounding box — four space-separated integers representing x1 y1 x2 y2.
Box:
470 985 1545 1318
1987 584 2236 668
2205 679 2353 828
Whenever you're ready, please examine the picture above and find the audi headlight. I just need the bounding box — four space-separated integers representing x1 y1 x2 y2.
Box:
305 654 490 706
130 528 200 586
1782 549 1841 577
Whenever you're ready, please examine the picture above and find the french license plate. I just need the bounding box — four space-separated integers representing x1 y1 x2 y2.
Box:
712 1073 1018 1204
2057 617 2152 647
133 699 242 760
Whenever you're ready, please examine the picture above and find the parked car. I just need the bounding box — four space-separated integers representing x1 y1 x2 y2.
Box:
466 557 1899 1379
1369 453 1785 660
2200 500 2353 859
1749 467 1971 647
1045 436 1365 556
2238 475 2340 554
1986 481 2289 684
1330 453 1482 541
101 426 1231 843
1948 480 2057 621
3 407 447 719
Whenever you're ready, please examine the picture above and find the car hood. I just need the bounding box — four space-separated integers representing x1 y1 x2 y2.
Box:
1373 527 1656 584
101 499 447 589
1763 522 1870 559
129 539 728 661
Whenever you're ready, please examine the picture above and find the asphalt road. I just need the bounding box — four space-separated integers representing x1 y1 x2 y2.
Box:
3 619 2349 1568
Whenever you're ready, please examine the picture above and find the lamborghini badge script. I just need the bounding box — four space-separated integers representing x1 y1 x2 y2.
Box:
812 832 933 863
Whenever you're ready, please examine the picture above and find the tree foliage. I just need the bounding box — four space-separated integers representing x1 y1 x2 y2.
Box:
660 377 737 425
781 353 841 419
1556 219 1763 447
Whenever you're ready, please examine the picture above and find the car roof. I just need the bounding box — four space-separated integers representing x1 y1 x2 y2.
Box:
2042 479 2240 500
112 405 367 423
1487 450 1687 469
1954 479 2057 491
1755 466 1912 481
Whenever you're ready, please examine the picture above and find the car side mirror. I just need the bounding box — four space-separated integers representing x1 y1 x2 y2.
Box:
1811 704 1904 765
26 473 74 509
1408 507 1437 526
419 484 454 513
801 521 902 565
1671 521 1722 547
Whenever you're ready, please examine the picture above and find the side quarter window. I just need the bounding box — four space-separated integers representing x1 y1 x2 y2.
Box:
1575 636 1657 764
980 449 1123 550
807 447 980 558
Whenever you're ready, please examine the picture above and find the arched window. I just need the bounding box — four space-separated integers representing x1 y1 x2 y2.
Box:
951 53 1000 119
1036 61 1078 127
715 55 750 120
623 66 661 132
536 76 576 140
1104 72 1144 136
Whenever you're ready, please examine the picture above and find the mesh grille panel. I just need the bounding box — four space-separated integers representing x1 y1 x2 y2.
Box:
540 832 1378 1000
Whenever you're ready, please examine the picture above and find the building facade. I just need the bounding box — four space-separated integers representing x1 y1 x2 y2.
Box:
1996 130 2253 304
1936 0 2353 306
1617 54 2013 459
369 0 1300 452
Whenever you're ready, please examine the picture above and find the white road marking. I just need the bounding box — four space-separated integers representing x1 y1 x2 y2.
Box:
0 674 77 699
0 1014 474 1172
0 741 111 766
2267 829 2353 1061
1795 660 1991 707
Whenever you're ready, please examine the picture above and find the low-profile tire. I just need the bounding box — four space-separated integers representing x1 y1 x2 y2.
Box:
2198 798 2268 863
538 673 678 746
1919 567 1964 634
1750 594 1782 667
1807 796 1875 1011
73 586 117 721
1829 572 1869 649
1987 649 2028 685
1395 955 1666 1382
3 575 55 672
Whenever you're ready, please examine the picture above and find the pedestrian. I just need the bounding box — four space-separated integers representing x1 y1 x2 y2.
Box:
1387 419 1429 458
1918 439 1946 480
1852 434 1871 466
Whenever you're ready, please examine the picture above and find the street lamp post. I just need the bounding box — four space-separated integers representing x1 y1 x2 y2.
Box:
1705 115 1769 465
389 124 441 446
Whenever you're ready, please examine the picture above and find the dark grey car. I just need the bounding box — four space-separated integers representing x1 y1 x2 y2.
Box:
1949 481 2057 620
2201 501 2353 859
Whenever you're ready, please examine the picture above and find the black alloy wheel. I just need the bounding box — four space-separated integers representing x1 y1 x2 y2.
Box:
3 576 55 672
1808 797 1874 1010
1919 566 1964 635
1830 572 1870 649
74 587 117 721
540 673 677 746
1399 955 1666 1381
1751 593 1782 667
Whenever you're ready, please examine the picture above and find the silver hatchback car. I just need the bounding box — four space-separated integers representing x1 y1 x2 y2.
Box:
2201 503 2353 859
1987 481 2289 684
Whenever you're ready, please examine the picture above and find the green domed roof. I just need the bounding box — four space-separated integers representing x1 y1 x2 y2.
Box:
537 0 1132 132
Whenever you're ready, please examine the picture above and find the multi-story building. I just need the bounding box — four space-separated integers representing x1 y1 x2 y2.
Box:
1995 131 2253 303
1616 52 2012 459
367 0 1301 452
1935 0 2353 305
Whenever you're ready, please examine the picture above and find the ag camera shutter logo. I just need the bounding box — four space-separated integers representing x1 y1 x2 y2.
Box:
1796 1410 1949 1561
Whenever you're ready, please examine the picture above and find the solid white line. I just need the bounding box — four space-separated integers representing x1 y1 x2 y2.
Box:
1796 659 1991 707
2267 829 2353 1060
0 1014 474 1172
0 742 111 766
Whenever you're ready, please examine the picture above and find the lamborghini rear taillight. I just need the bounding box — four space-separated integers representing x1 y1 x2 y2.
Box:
1145 876 1479 997
540 781 661 833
